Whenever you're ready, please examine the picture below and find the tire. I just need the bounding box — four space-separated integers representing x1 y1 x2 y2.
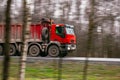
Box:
9 44 16 56
0 45 3 55
42 27 49 42
40 52 48 57
28 45 40 57
48 45 60 57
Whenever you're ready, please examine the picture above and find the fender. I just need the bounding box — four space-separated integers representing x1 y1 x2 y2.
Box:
45 41 61 52
28 42 42 50
48 41 61 47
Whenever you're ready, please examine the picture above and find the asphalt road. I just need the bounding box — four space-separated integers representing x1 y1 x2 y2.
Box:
0 56 120 64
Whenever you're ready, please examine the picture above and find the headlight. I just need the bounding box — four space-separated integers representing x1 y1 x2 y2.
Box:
67 46 71 50
67 44 76 50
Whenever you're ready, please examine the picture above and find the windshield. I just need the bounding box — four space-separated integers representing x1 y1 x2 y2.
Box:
65 26 74 35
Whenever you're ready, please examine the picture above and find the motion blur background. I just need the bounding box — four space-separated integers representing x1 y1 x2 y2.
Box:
1 0 120 58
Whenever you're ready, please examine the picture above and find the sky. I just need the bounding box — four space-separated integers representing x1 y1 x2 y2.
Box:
10 0 88 20
80 0 88 24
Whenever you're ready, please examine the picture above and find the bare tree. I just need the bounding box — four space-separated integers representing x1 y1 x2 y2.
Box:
83 0 95 80
2 0 12 80
0 0 5 22
19 0 31 80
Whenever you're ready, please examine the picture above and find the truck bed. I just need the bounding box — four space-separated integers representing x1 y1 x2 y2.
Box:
0 24 42 43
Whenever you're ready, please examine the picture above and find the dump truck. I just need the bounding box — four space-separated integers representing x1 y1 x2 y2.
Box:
0 19 76 57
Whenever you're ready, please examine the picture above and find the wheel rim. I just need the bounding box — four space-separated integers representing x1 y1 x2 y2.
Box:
29 45 40 57
9 44 16 56
48 45 59 57
0 45 3 55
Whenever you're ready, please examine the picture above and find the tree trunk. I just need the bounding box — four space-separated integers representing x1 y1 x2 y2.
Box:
2 0 12 80
83 0 95 80
19 0 31 80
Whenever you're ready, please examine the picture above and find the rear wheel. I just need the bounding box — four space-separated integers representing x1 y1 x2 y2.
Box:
28 45 40 57
48 45 60 57
9 44 16 56
0 45 3 55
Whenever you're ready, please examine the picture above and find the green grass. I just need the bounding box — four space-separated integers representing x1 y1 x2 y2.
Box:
0 58 120 80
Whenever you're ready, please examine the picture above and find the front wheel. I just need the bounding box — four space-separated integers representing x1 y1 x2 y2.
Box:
28 45 40 57
48 45 60 57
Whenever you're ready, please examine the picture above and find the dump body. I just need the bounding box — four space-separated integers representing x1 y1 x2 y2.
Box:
0 24 43 43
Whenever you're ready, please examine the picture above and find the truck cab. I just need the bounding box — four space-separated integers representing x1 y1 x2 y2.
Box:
46 24 76 57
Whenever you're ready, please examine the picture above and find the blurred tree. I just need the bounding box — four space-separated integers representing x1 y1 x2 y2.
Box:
19 0 31 80
83 0 96 80
2 0 12 80
0 0 6 22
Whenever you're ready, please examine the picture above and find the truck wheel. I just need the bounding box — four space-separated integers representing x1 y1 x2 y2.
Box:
28 45 40 57
0 45 3 55
42 27 49 42
9 44 16 56
48 45 60 57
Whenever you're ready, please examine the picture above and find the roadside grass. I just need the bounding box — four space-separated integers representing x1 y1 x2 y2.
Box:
0 58 120 80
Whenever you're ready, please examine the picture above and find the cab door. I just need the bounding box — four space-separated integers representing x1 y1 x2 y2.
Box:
50 25 65 43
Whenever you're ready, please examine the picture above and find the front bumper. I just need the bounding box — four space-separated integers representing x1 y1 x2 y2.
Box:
60 44 76 52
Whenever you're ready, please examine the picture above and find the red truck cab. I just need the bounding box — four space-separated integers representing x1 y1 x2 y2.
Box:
46 24 76 57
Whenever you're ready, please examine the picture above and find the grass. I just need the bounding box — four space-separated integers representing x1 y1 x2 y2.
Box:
0 58 120 80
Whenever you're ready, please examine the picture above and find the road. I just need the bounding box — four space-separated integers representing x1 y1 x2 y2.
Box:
0 56 120 64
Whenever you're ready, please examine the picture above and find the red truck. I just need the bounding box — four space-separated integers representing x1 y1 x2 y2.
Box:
0 21 76 57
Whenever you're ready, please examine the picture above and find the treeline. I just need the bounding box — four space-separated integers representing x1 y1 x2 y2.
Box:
0 0 120 58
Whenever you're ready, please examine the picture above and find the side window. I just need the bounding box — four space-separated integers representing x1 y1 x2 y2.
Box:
56 27 63 35
56 26 65 38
